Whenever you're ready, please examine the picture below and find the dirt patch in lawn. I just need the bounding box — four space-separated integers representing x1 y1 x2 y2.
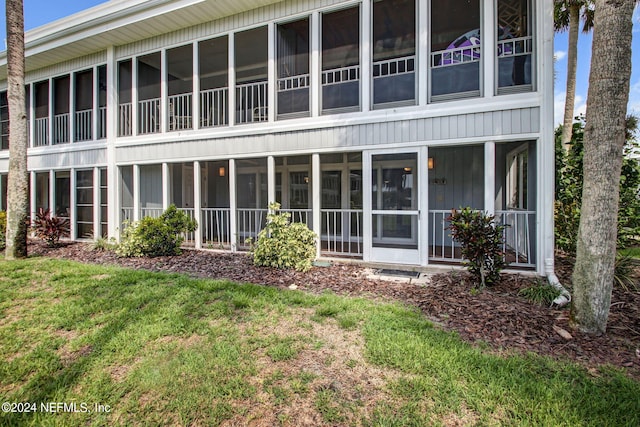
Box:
30 240 640 379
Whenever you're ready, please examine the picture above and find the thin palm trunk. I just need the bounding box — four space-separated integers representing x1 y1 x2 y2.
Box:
571 0 635 334
561 3 580 150
4 0 28 259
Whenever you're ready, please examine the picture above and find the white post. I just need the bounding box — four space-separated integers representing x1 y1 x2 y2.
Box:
312 153 321 258
361 0 371 112
70 168 76 239
362 152 372 262
267 22 276 122
93 66 99 141
70 73 76 143
482 0 496 98
28 83 34 147
194 161 202 249
420 146 430 266
310 12 320 117
29 171 36 224
0 173 4 211
228 33 236 127
267 155 276 205
132 58 139 136
161 49 168 133
133 164 140 222
484 141 496 216
229 158 237 251
48 79 53 145
106 46 119 240
49 170 55 215
417 0 428 106
193 42 200 131
162 162 170 210
93 167 101 239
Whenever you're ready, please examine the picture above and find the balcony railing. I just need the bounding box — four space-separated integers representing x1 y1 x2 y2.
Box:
178 208 196 243
34 117 49 147
202 208 231 248
322 65 360 86
168 93 192 131
200 87 228 128
236 81 268 124
75 109 92 142
321 209 363 257
497 36 533 58
277 74 310 92
237 208 268 249
138 98 160 134
140 207 163 219
98 106 107 139
118 103 132 137
53 113 69 144
373 56 415 79
431 45 481 68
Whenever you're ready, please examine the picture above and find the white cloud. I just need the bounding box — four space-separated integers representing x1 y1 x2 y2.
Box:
554 92 587 126
554 50 567 61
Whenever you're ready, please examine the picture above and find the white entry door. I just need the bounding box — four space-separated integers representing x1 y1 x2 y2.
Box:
364 148 426 265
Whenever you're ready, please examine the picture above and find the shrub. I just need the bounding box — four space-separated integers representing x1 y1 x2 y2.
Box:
91 236 117 252
33 208 70 247
0 210 6 251
252 202 317 272
518 281 562 306
448 207 507 287
116 205 197 257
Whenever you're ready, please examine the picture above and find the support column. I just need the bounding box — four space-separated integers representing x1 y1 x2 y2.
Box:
29 171 36 224
228 34 236 127
267 22 276 122
133 164 140 222
162 162 170 210
70 73 76 143
194 161 203 249
482 0 497 98
93 66 99 141
132 58 139 136
484 141 496 216
106 46 120 240
161 49 168 133
361 0 371 112
310 12 320 117
192 42 200 131
93 167 101 240
28 83 34 147
267 155 276 205
70 169 76 239
417 0 428 106
229 159 237 251
48 79 53 145
362 153 372 262
312 153 321 258
0 173 4 211
49 170 55 216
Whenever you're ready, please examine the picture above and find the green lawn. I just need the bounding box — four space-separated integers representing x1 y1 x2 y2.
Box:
0 258 638 426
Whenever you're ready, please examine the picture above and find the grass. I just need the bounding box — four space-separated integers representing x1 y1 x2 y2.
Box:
0 258 638 426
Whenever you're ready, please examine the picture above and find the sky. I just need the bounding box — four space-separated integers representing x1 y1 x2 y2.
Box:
0 1 639 126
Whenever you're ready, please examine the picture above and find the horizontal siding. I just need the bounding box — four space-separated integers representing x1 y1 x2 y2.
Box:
27 51 107 83
116 107 540 164
28 148 106 170
116 0 346 58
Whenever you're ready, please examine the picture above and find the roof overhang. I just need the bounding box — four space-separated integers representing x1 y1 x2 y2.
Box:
0 0 283 80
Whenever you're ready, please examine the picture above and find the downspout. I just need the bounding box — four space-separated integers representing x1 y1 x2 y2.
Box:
545 258 571 307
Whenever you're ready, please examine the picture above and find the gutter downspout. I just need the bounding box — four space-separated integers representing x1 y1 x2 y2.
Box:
545 258 571 307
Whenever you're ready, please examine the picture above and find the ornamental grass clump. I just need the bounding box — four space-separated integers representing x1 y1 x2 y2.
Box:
252 202 317 272
448 207 507 288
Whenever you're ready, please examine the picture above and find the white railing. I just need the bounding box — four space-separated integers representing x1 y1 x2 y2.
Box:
53 113 69 144
121 207 134 229
280 209 312 227
118 103 132 136
98 106 107 139
431 45 481 68
497 36 533 58
373 56 415 79
178 208 196 243
200 87 228 128
169 93 192 131
237 208 268 248
321 209 363 257
138 98 160 134
496 210 535 267
34 117 49 146
140 207 163 219
75 109 92 142
236 81 268 124
277 74 310 91
322 65 360 86
202 208 231 248
429 210 461 262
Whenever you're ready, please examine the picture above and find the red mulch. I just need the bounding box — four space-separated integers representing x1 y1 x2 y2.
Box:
28 240 640 379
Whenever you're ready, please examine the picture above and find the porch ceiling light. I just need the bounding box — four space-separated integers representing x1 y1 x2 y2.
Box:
403 167 412 173
428 157 434 170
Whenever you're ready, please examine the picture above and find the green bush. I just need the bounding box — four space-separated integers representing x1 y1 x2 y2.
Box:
252 203 317 272
33 208 70 247
518 281 562 306
448 207 507 287
0 210 6 251
116 205 197 257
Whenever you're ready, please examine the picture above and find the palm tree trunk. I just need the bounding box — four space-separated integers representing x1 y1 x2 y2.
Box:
561 3 580 150
571 0 635 334
4 0 28 259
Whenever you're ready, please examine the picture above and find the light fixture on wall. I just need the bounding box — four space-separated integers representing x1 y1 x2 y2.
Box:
218 166 225 177
403 167 412 173
428 157 434 170
304 176 310 184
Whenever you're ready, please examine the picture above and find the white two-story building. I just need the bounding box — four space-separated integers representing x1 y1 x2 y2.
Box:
0 0 555 275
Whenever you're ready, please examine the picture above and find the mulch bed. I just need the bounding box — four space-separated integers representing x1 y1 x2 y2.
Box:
28 240 640 379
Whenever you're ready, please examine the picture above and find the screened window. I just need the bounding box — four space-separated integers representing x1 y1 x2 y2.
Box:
277 18 310 119
76 170 94 239
117 60 132 136
235 27 268 124
137 52 161 134
55 171 70 220
322 6 360 113
430 0 481 99
199 36 228 127
100 168 108 237
372 0 416 107
497 0 533 92
74 69 93 142
167 44 193 131
98 65 107 139
53 75 70 144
